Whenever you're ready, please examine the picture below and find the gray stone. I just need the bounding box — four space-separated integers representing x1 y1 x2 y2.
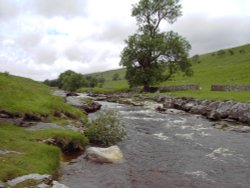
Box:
86 145 124 164
0 150 21 155
0 181 5 188
7 174 52 187
52 181 69 188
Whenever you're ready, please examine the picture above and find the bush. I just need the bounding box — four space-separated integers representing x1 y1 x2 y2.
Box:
85 110 126 146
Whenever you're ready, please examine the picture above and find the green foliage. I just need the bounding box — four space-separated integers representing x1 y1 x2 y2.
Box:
57 70 89 92
97 77 105 87
85 75 98 88
228 49 234 56
112 73 120 81
120 0 192 91
217 49 226 56
86 110 126 146
192 55 201 64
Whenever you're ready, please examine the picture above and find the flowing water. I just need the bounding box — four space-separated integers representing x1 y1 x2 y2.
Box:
61 101 250 188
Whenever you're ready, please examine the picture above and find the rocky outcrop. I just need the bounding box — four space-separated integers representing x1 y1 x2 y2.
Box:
42 137 85 154
7 174 52 187
6 174 68 188
81 101 102 113
66 92 79 97
87 93 250 125
66 96 101 113
158 97 250 124
85 145 124 164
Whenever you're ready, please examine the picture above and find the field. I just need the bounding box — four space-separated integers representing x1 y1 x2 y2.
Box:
89 44 250 101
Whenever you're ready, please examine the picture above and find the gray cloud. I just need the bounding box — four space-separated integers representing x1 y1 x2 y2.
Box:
34 46 57 65
96 21 136 42
17 32 42 50
0 0 19 21
64 45 86 62
28 0 87 18
172 15 250 54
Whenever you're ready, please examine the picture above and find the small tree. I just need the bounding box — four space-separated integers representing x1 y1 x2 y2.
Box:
98 77 105 88
228 49 234 56
120 0 192 91
112 73 120 81
217 50 226 56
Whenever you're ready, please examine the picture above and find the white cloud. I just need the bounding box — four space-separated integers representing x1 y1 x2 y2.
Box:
0 0 249 81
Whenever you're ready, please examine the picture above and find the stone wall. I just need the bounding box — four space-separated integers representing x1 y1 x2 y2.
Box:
211 85 250 91
159 84 200 92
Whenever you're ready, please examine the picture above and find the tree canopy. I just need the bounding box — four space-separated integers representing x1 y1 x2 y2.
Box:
120 0 192 91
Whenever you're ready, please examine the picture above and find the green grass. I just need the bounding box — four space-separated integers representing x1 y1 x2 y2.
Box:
0 73 87 123
89 44 250 101
0 123 88 182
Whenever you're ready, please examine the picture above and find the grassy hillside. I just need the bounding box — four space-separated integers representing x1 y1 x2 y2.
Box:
89 44 250 101
0 73 86 122
0 73 88 182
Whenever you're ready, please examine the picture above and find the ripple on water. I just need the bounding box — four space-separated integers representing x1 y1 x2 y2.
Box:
175 133 194 140
185 171 215 183
206 147 234 161
153 133 169 141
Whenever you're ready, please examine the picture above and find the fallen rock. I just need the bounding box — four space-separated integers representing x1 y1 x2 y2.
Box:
85 145 124 164
51 181 69 188
81 101 102 113
7 174 52 187
0 150 22 155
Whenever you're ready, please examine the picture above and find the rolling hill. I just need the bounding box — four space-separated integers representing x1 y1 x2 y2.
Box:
88 43 250 101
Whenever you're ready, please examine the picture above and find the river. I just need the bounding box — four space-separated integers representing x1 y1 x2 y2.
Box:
60 100 250 188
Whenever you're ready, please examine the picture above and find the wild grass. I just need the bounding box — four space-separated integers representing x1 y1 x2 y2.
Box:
0 123 88 182
0 73 87 122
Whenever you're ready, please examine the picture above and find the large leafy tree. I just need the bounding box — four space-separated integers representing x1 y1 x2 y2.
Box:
120 0 192 91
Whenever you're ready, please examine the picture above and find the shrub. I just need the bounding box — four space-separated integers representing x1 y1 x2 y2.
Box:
85 109 126 146
217 50 226 56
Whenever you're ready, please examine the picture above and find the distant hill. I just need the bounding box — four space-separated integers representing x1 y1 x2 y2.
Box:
87 43 250 101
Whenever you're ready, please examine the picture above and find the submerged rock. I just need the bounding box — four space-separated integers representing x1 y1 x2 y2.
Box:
86 145 124 164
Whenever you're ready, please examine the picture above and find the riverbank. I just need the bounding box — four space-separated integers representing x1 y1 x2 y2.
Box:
87 92 250 125
0 73 91 187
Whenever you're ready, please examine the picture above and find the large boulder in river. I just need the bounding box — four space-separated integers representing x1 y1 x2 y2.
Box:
81 101 102 113
85 145 124 164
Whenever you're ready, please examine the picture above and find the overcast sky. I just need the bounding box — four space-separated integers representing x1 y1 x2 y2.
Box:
0 0 250 81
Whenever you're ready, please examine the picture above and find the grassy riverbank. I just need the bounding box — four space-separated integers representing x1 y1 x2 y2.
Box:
0 123 88 181
0 73 87 123
0 73 88 182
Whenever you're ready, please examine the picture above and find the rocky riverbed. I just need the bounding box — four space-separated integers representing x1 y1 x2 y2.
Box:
60 99 250 188
88 92 250 126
